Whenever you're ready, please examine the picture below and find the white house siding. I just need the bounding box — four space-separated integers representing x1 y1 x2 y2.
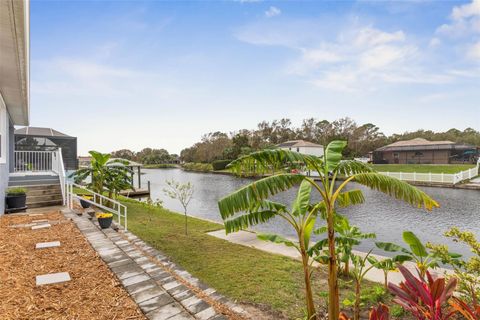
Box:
0 113 14 215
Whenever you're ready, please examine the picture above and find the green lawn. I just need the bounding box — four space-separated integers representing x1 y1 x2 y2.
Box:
371 164 475 174
121 199 394 319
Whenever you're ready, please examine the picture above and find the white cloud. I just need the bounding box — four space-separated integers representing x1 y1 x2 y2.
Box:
354 27 405 46
429 37 441 47
31 57 179 101
265 6 281 18
436 0 480 37
435 0 480 62
467 41 480 59
451 0 480 20
359 45 415 69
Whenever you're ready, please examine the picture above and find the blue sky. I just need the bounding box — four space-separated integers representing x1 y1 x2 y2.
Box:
30 0 480 155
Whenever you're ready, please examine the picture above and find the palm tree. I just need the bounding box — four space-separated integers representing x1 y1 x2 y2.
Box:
218 140 438 320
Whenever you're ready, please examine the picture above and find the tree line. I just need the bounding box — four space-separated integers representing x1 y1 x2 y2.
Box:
109 117 479 164
110 148 179 165
179 117 480 163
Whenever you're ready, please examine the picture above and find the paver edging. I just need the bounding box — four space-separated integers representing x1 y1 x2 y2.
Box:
63 208 249 320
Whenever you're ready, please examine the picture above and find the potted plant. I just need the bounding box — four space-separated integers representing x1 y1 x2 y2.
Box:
80 195 93 208
96 212 114 229
5 187 27 211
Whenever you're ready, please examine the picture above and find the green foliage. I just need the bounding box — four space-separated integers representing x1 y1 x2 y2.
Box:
310 217 376 275
70 151 132 200
376 231 460 278
6 187 27 195
143 163 177 169
181 117 480 164
221 177 325 319
110 148 178 165
182 162 213 172
342 285 387 308
427 227 480 305
390 305 405 317
212 159 233 171
218 140 439 320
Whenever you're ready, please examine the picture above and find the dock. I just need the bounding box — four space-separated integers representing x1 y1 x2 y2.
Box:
118 188 150 197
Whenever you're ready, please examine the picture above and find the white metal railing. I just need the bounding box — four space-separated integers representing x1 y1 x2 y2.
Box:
14 150 54 172
52 148 66 205
379 160 479 185
66 182 128 230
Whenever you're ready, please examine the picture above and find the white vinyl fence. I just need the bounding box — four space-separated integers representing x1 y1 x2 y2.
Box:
379 161 479 185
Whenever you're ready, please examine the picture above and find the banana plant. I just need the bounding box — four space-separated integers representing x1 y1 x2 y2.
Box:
371 254 412 289
70 151 132 201
218 140 438 320
223 180 321 318
376 231 461 278
350 251 379 320
312 217 376 275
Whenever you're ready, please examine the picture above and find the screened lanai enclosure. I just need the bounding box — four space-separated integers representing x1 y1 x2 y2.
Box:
14 127 78 171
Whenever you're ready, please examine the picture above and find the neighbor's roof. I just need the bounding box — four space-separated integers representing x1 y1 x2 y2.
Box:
277 140 323 148
15 126 73 138
376 138 476 152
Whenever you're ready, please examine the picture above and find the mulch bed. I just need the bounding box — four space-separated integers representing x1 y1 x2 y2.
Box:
0 211 146 320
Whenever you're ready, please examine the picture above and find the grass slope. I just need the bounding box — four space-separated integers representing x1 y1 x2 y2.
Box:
372 164 475 174
123 199 391 319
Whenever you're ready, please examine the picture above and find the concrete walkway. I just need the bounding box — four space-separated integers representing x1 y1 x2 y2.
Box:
63 209 249 320
208 230 452 286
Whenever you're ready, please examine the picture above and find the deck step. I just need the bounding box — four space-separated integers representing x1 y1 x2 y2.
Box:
10 183 64 209
27 199 63 208
27 194 63 203
26 188 62 196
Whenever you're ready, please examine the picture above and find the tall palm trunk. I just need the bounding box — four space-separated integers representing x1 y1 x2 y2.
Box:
300 244 316 319
327 207 340 319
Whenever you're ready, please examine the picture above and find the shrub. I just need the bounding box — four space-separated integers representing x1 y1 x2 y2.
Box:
182 163 213 172
6 187 27 195
212 159 233 171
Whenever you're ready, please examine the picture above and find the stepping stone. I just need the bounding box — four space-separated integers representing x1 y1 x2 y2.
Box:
36 241 61 249
36 272 71 286
32 219 48 223
32 224 51 230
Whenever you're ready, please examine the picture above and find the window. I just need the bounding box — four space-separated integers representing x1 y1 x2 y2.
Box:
393 153 399 159
0 95 7 164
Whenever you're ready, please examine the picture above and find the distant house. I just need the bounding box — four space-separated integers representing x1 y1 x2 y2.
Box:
277 140 324 157
373 138 478 164
15 127 78 170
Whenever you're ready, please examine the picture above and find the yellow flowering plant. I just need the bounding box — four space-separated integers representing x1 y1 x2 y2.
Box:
96 213 113 219
82 195 93 200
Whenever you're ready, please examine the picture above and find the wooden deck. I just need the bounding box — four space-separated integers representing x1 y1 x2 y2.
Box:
118 188 150 197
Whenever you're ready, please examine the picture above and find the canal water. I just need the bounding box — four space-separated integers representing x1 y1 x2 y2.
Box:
138 168 480 257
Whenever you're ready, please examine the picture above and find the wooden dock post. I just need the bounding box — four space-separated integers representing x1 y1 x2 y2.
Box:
147 180 151 194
